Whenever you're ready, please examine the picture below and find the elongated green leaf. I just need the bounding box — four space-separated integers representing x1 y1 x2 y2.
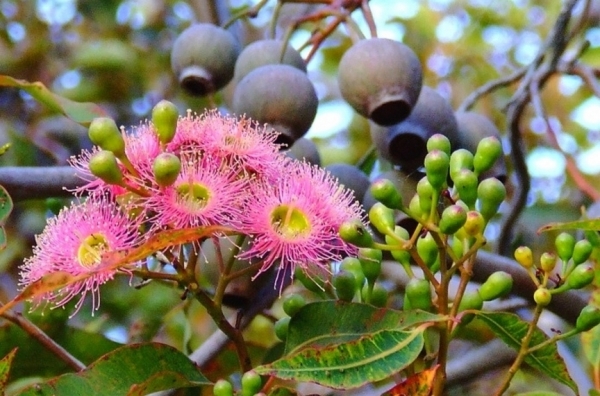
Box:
17 343 210 396
0 348 17 391
0 75 106 126
285 301 445 354
382 365 438 396
538 219 600 233
581 325 600 367
255 328 424 390
474 312 576 392
0 185 13 225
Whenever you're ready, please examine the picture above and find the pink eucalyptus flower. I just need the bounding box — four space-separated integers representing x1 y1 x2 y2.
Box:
167 110 284 181
20 196 142 314
237 161 365 291
143 151 247 230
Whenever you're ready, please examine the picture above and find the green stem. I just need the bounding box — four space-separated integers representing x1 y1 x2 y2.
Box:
526 328 578 354
213 235 246 308
192 288 252 372
494 305 545 396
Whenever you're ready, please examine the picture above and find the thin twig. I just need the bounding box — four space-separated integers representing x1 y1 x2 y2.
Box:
457 67 527 113
1 309 86 371
497 0 580 255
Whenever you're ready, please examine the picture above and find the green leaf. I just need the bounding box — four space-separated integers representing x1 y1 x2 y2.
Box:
0 348 18 391
513 392 565 396
538 219 600 233
0 321 120 381
474 312 577 393
0 227 7 251
0 185 13 225
284 301 445 354
0 75 107 126
382 365 438 395
17 343 210 396
581 325 600 367
255 328 424 390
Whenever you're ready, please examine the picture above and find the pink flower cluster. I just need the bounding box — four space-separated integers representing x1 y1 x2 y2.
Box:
20 109 365 314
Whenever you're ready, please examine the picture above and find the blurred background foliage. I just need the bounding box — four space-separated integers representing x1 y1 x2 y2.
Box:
1 0 600 393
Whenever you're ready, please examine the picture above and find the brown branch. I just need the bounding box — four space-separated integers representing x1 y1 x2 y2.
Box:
0 166 84 201
1 309 86 371
498 0 580 255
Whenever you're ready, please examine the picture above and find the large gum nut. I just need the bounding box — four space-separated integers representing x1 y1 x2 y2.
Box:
171 23 241 96
455 111 507 183
370 86 459 171
325 163 370 205
232 64 318 146
285 137 321 165
233 39 307 83
338 38 423 126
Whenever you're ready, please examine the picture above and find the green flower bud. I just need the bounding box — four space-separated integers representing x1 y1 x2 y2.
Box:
408 194 426 221
573 239 593 265
514 246 534 268
359 248 383 285
566 264 595 289
424 149 450 191
416 232 438 268
473 136 503 176
449 149 474 181
370 178 403 209
458 290 484 312
153 152 181 187
416 178 435 215
282 293 306 317
555 232 575 263
439 204 467 235
533 287 552 306
333 270 358 302
478 271 513 301
452 169 478 208
426 133 451 156
152 100 179 145
339 219 373 247
462 210 485 237
213 379 234 396
294 267 326 293
340 257 365 289
457 290 484 325
274 317 290 341
362 283 388 307
405 278 432 311
241 370 263 396
385 226 411 265
89 150 124 185
369 202 395 234
576 305 600 332
540 252 557 273
88 117 125 157
477 177 506 221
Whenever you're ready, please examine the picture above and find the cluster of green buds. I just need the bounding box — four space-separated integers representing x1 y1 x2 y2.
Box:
338 133 508 314
515 233 599 331
273 293 307 341
213 370 263 396
87 100 182 192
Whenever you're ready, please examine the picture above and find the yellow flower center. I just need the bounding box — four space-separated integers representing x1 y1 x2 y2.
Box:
270 204 311 239
176 182 211 209
77 233 110 269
